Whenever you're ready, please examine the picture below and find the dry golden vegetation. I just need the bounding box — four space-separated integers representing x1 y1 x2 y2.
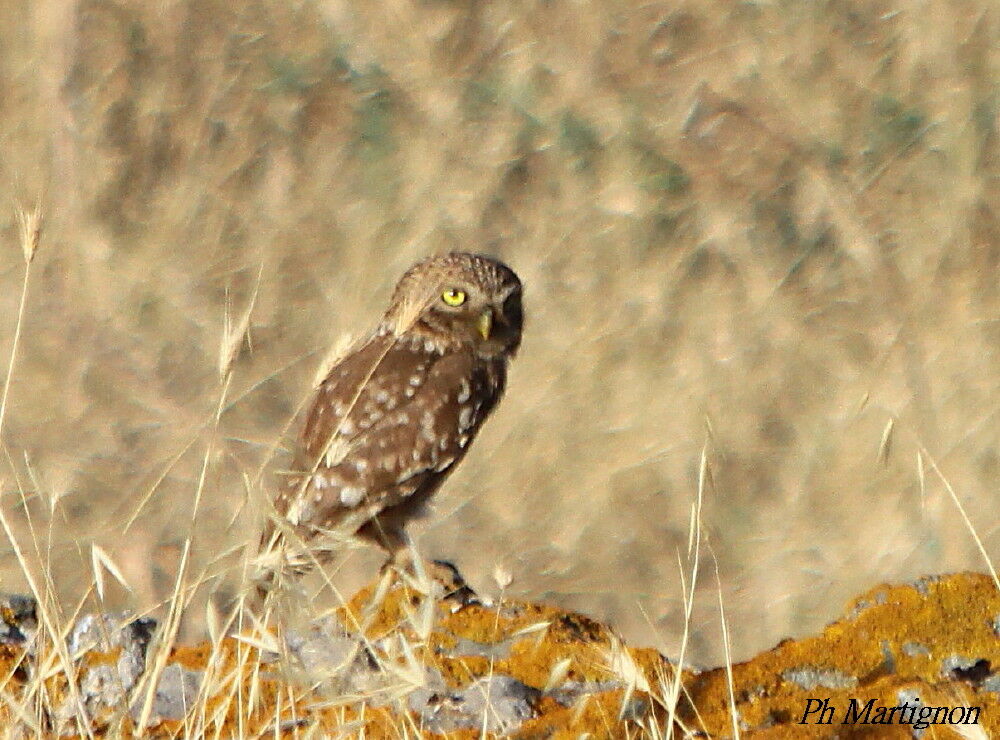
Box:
0 0 998 686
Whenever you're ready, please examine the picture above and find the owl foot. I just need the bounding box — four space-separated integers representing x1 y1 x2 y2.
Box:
428 560 480 607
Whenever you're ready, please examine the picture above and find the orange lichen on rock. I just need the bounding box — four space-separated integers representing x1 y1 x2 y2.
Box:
341 577 671 690
331 572 669 736
688 572 1000 737
0 570 997 737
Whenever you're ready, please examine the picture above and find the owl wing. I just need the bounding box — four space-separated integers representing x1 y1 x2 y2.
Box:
298 332 402 466
278 334 503 534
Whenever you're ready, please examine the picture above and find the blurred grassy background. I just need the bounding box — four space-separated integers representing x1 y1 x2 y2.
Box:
0 0 997 666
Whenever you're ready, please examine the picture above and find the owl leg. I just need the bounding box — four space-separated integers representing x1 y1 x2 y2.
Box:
357 519 408 559
356 517 414 574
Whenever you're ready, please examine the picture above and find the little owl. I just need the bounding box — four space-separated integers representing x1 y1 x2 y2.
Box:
259 252 523 583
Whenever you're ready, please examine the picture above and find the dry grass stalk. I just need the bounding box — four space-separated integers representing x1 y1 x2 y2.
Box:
0 203 43 442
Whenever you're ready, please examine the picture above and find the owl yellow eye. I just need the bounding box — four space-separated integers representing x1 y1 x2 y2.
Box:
441 288 466 307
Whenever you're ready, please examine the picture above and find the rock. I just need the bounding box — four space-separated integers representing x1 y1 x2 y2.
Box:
54 613 157 733
3 568 1000 736
902 641 930 657
410 674 540 734
282 616 380 694
546 678 626 707
133 663 203 723
781 665 858 691
283 619 362 675
69 612 157 692
0 594 37 648
687 572 1000 736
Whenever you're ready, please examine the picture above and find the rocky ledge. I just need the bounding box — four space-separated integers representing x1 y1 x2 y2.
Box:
0 568 997 737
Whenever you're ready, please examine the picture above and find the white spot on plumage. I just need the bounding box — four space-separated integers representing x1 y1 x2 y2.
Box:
405 387 415 398
340 487 364 507
354 459 369 473
421 409 436 432
286 495 313 526
339 419 356 435
458 406 474 431
409 374 423 387
375 389 390 404
459 434 470 448
457 379 471 404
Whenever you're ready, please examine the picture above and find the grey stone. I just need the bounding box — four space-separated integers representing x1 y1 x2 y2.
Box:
895 688 928 739
0 594 37 647
53 613 158 732
911 576 942 597
781 666 857 691
880 640 896 673
546 679 624 707
980 674 1000 693
284 619 362 675
283 618 380 694
411 674 539 734
901 641 930 657
846 599 871 620
69 613 157 694
451 636 516 661
79 664 129 713
133 663 203 723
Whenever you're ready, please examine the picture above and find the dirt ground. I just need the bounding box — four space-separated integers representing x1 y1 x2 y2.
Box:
0 0 997 666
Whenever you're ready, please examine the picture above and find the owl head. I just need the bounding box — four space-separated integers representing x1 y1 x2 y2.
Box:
383 252 523 359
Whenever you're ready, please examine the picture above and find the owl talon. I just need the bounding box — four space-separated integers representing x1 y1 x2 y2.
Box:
428 560 480 606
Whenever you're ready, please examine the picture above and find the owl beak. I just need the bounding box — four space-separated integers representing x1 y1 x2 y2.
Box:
476 310 493 340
